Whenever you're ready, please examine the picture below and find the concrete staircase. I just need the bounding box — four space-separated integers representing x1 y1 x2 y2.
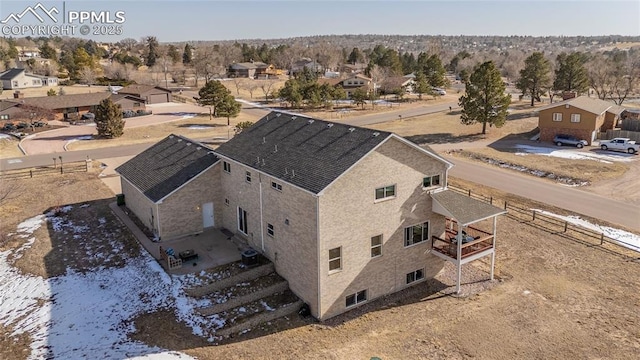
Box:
185 260 302 338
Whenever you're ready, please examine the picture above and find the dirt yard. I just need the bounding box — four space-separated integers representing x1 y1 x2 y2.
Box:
1 169 639 359
0 85 111 100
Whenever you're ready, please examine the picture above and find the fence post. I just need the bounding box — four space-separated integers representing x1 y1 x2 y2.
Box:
468 189 471 197
29 170 33 178
532 210 536 221
504 201 508 210
564 221 568 233
600 233 604 245
60 166 63 174
490 196 493 205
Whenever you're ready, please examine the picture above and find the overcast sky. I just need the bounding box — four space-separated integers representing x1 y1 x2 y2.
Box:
1 0 639 42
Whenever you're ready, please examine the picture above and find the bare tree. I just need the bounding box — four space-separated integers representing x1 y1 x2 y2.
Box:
158 48 173 89
246 81 259 99
231 77 244 95
78 66 97 85
259 79 278 102
0 180 23 207
587 54 612 100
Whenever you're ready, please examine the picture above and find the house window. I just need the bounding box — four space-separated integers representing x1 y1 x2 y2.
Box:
406 268 425 284
404 222 429 247
224 198 229 206
571 114 581 123
246 171 252 183
12 81 18 87
237 207 248 234
371 235 382 258
375 185 396 201
223 161 231 173
345 290 367 307
133 102 141 107
552 113 562 122
423 175 441 188
271 181 282 191
0 115 8 120
329 247 341 272
267 223 274 237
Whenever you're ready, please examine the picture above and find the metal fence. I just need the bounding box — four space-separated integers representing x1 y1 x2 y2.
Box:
449 185 640 254
0 161 88 180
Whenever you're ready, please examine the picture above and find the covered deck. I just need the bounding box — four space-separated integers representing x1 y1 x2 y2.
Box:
430 190 507 293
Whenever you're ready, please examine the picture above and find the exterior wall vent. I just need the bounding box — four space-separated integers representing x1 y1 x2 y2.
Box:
348 127 355 132
373 132 380 137
327 123 334 128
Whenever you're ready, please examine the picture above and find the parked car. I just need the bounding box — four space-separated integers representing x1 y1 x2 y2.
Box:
81 112 95 120
123 110 136 118
16 122 28 129
431 87 446 95
599 138 639 154
2 123 16 131
553 134 588 148
33 121 47 127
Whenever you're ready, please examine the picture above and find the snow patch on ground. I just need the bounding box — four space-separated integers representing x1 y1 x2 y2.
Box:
514 145 637 163
0 207 240 359
532 209 640 251
0 133 12 139
187 125 213 130
67 135 93 144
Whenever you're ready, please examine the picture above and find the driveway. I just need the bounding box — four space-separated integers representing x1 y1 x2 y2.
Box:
20 103 207 155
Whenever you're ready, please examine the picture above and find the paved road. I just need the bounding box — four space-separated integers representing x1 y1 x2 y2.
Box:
446 156 640 231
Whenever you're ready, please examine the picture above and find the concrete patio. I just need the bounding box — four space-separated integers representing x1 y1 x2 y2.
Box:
110 202 244 275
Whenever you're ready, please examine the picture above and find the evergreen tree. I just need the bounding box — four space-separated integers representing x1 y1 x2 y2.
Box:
39 41 57 60
182 43 192 65
459 61 511 135
278 79 303 108
197 80 233 117
351 88 369 109
347 47 364 64
516 52 552 106
413 71 431 100
217 94 242 125
553 52 589 95
95 98 125 138
167 45 181 64
422 54 447 88
145 36 159 67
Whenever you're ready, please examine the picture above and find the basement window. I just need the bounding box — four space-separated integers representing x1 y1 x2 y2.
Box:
345 289 367 307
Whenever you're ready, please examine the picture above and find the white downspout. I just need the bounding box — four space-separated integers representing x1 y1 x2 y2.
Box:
259 174 264 252
155 202 161 240
490 216 497 281
316 195 321 319
456 222 463 294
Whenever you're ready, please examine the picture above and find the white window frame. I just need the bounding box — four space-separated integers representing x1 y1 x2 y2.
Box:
245 171 252 183
329 247 342 272
570 113 581 123
267 223 274 237
223 161 231 173
552 113 562 122
422 175 441 189
371 235 382 258
406 268 425 284
404 221 430 247
237 207 248 235
345 289 367 307
374 184 396 201
271 181 282 191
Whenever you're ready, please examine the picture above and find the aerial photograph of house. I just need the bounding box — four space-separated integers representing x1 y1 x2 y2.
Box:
0 1 639 359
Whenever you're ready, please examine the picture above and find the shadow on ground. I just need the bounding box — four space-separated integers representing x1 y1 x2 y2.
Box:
407 132 485 145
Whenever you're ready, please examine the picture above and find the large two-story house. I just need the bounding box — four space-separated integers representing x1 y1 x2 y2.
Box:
117 111 506 320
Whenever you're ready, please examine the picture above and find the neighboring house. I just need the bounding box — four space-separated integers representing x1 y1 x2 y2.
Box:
17 56 52 66
339 74 374 98
0 100 22 121
340 63 367 75
228 62 283 79
117 84 172 104
0 68 58 90
118 111 506 321
13 92 146 120
537 96 626 145
379 76 415 95
116 135 221 240
290 58 324 75
19 48 40 58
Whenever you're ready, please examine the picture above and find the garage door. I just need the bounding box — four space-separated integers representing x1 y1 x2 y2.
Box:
148 93 169 104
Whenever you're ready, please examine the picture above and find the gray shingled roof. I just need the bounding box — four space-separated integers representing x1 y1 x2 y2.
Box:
431 190 507 226
0 68 25 80
115 135 219 203
16 92 111 109
118 84 171 96
214 111 392 194
538 96 623 115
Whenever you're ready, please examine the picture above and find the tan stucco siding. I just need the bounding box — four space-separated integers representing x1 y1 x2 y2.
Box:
120 177 158 236
538 106 601 144
317 137 446 320
219 160 319 316
157 164 222 240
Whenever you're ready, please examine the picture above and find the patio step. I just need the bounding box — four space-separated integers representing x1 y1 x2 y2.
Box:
213 290 303 338
196 273 289 316
185 261 275 298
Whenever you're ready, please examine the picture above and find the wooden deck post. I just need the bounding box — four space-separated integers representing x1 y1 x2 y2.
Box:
456 223 463 294
490 216 497 281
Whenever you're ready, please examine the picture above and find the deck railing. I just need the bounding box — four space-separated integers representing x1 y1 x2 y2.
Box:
432 224 494 260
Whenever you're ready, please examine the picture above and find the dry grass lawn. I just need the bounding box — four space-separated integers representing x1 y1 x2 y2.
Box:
370 101 540 144
451 147 630 184
0 85 111 100
0 138 23 158
1 169 639 359
66 112 261 151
